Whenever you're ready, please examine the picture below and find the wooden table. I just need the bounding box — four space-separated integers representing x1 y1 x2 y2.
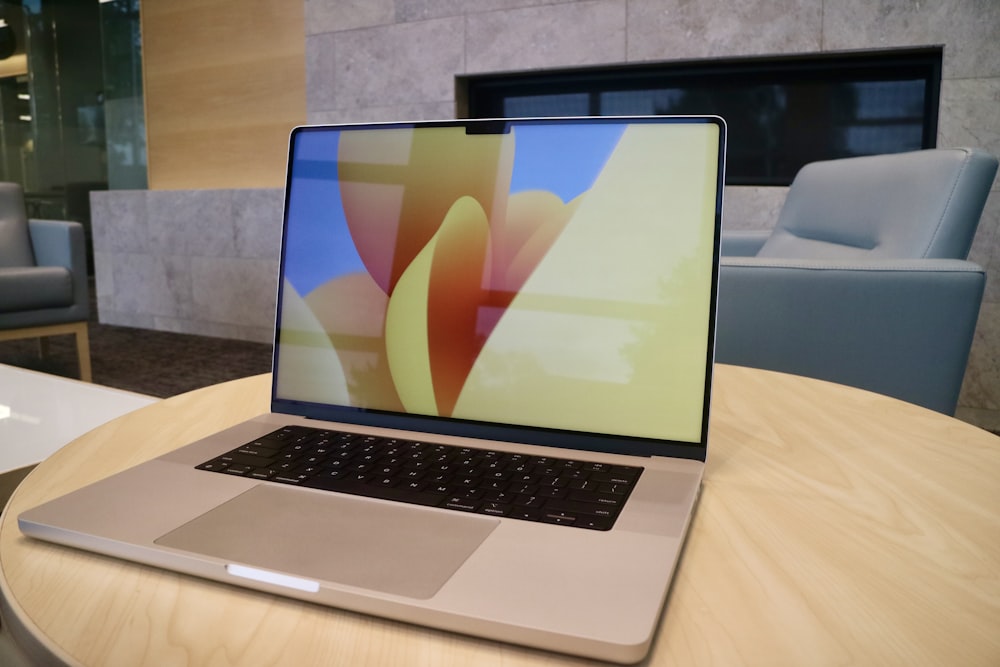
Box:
1 366 998 666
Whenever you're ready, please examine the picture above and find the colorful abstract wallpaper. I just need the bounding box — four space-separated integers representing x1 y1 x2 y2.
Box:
276 120 720 444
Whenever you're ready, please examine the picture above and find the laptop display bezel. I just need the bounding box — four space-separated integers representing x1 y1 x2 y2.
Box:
268 116 725 461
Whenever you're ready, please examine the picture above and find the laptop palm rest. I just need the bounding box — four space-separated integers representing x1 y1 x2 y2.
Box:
155 485 498 599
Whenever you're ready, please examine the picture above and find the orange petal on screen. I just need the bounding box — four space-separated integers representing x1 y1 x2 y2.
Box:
339 128 512 295
426 196 492 417
426 191 578 414
384 196 491 417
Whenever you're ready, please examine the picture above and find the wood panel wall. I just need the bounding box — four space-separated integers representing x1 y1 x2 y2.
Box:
141 0 306 189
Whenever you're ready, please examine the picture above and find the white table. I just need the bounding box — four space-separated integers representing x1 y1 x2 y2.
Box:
0 364 158 496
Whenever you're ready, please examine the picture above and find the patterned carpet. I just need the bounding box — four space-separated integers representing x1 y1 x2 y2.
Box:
0 320 273 399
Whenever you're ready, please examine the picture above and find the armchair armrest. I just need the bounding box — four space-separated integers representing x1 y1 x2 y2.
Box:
27 219 89 322
720 230 770 256
715 257 985 414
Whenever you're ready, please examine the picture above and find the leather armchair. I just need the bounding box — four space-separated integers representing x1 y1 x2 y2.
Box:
0 182 91 381
716 147 998 414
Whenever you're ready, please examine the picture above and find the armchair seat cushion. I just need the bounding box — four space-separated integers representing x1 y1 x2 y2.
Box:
0 266 73 313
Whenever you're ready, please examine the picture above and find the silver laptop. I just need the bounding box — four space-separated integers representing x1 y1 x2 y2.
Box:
20 116 725 664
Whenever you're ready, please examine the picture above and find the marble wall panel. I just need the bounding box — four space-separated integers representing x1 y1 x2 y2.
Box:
722 186 787 230
308 18 465 114
464 1 627 73
190 256 279 330
396 0 555 23
959 301 1000 411
110 253 194 321
305 33 340 113
233 189 285 260
90 190 149 254
969 192 999 299
151 316 274 344
823 0 1000 79
92 189 282 343
938 78 1000 163
92 250 115 316
969 195 998 264
98 308 156 331
304 0 395 35
626 0 823 62
307 102 457 125
147 190 237 258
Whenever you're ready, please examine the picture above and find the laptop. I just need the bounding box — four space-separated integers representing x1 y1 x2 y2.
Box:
20 115 725 664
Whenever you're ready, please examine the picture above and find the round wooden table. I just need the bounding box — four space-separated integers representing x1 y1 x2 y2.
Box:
2 366 998 666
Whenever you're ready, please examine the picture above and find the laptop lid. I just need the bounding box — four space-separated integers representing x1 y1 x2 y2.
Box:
270 116 724 461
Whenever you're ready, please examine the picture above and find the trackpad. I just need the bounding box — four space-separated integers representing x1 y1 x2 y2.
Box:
156 485 498 599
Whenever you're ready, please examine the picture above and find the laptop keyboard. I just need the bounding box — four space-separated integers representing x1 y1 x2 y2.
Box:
195 425 643 531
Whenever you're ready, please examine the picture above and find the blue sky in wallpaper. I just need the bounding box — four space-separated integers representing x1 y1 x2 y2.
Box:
281 123 626 296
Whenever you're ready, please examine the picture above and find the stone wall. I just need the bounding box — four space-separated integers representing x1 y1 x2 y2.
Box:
92 188 283 344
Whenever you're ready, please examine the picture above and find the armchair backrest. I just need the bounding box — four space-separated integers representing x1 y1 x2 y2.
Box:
0 182 35 267
756 148 998 260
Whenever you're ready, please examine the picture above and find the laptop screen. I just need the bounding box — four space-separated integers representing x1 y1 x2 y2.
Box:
272 117 724 458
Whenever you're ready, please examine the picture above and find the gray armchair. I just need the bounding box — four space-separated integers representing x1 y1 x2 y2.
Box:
0 182 92 381
716 147 998 414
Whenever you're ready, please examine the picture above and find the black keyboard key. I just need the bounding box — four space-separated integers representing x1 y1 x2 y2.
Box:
514 494 545 508
220 452 278 468
569 490 624 507
541 511 577 525
273 472 310 484
575 516 614 530
508 507 542 521
481 502 511 517
452 487 485 500
221 464 254 476
195 460 228 472
442 498 479 512
544 498 615 518
590 471 639 485
237 444 281 457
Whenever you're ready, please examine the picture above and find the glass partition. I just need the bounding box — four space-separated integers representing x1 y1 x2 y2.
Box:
0 0 145 272
99 0 146 191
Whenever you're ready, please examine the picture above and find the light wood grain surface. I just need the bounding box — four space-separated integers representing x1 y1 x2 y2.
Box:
141 0 306 189
2 366 998 666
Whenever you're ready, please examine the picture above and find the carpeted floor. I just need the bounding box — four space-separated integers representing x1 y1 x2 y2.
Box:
0 319 273 399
